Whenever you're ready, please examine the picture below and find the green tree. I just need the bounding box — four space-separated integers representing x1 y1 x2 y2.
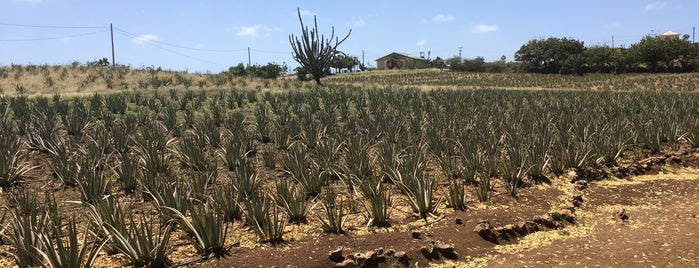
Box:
585 45 615 73
289 8 351 85
515 37 585 74
431 56 446 70
626 35 693 72
330 54 359 73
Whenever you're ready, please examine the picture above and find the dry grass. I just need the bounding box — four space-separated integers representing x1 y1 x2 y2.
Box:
0 64 314 96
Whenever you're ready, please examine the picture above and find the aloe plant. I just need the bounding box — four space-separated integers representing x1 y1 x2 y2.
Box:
166 201 229 258
0 131 36 188
358 175 391 227
211 182 243 223
281 143 326 197
2 188 47 268
106 212 173 268
316 187 346 234
36 218 108 268
244 192 286 244
275 180 311 224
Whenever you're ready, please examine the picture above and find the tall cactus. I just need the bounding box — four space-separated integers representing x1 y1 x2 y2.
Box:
289 8 351 85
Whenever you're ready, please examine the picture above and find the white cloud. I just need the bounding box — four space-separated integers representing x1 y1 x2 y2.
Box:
353 19 366 27
644 2 667 11
236 25 271 38
432 14 454 23
416 39 427 46
132 34 158 45
473 23 499 33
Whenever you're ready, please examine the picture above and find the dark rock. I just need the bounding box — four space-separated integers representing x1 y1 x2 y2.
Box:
434 240 457 259
329 247 344 262
473 221 498 243
558 208 575 223
394 251 409 262
455 217 463 225
373 247 385 259
334 259 357 268
364 250 379 261
411 230 421 239
385 248 395 257
569 195 583 206
669 156 682 164
527 221 540 232
617 208 629 221
533 213 557 229
352 252 366 263
420 244 438 259
496 224 518 240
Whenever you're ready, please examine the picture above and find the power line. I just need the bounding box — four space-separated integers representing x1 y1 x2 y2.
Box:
113 27 247 53
112 30 227 67
250 48 289 55
0 22 106 29
0 29 108 42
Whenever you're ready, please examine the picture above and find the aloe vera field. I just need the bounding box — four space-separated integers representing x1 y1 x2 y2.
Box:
1 66 699 267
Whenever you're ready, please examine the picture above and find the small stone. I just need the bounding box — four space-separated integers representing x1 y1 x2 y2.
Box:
567 169 579 183
573 180 588 191
617 208 629 221
434 241 455 253
385 248 395 257
373 247 385 259
420 245 437 259
569 195 583 206
473 221 498 243
334 259 357 268
329 247 344 262
353 252 366 263
455 217 463 225
394 251 408 262
411 230 421 239
533 214 557 229
496 224 517 240
558 208 575 223
364 250 378 261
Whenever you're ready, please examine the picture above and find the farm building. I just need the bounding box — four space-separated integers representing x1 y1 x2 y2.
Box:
659 30 681 39
376 52 430 70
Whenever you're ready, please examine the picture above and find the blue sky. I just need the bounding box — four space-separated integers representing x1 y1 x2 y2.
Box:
1 0 696 73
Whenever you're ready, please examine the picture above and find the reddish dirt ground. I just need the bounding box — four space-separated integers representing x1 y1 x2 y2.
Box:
198 154 699 268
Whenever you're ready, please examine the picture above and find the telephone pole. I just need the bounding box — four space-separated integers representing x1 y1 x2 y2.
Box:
458 46 463 63
247 47 251 67
110 23 115 68
611 35 614 48
362 50 365 66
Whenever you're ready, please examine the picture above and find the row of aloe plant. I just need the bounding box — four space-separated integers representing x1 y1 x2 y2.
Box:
2 84 699 267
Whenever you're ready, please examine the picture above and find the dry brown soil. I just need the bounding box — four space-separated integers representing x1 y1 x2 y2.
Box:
199 154 699 268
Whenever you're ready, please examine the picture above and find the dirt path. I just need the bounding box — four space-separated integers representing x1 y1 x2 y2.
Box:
486 169 699 268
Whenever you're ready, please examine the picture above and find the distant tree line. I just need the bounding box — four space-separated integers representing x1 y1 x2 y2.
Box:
227 62 288 79
446 34 699 74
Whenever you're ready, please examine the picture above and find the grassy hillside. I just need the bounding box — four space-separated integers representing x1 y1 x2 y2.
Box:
2 65 698 96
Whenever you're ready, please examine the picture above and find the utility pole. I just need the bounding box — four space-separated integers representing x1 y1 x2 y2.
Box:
458 46 463 63
611 35 614 48
247 47 251 67
362 50 365 66
693 26 695 43
110 23 115 68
